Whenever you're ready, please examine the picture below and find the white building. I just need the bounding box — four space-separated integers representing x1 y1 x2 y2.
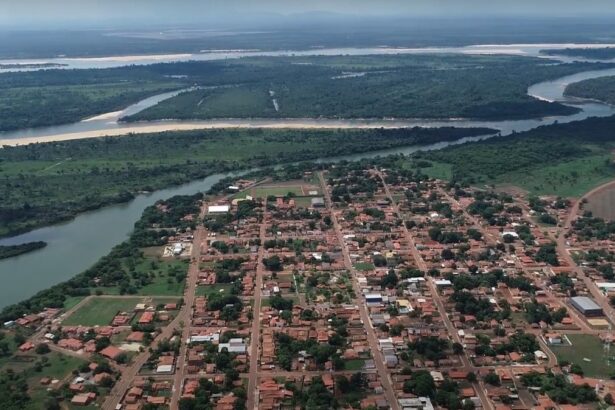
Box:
189 333 220 344
173 243 184 255
208 205 230 214
218 338 247 353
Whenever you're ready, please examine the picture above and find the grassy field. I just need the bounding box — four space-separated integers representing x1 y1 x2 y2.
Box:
82 256 188 297
418 162 454 181
63 296 181 326
551 334 613 378
421 117 615 198
63 297 142 326
233 185 319 206
492 154 614 197
261 295 299 307
133 258 189 296
65 297 150 326
195 283 234 297
353 262 375 272
344 359 366 370
63 296 86 310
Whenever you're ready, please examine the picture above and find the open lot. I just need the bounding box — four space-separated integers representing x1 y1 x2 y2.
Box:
261 295 299 307
135 258 189 296
586 183 615 221
63 297 142 326
22 352 86 410
551 334 613 378
344 359 366 371
97 257 188 296
354 262 375 272
195 283 234 297
62 296 180 326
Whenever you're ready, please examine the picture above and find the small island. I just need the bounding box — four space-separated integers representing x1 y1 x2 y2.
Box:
0 241 47 260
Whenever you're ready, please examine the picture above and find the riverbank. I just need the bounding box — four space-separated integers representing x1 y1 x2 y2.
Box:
3 62 615 147
0 126 494 239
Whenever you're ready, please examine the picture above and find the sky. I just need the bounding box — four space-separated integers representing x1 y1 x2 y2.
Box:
2 0 615 28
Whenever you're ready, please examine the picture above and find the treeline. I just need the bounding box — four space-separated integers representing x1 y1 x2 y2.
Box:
0 241 46 260
0 126 492 237
0 194 200 322
0 66 186 131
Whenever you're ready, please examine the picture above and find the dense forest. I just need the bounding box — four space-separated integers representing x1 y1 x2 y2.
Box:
0 126 493 237
0 241 46 260
0 54 608 133
125 55 611 121
565 75 615 105
0 66 187 132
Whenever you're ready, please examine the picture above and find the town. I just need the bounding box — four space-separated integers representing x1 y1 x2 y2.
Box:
3 160 615 410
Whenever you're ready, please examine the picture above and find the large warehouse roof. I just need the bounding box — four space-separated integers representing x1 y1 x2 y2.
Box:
570 296 601 311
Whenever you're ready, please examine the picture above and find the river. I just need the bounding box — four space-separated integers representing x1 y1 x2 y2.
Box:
3 44 615 146
2 43 615 73
1 44 615 308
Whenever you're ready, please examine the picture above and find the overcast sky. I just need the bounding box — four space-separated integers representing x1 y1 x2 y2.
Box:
2 0 615 28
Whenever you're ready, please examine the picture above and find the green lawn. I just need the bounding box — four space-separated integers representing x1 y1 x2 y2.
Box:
353 262 375 272
134 258 188 293
261 295 299 307
344 359 365 370
62 297 143 326
63 296 181 326
137 279 186 296
551 334 614 378
97 258 188 296
196 283 234 297
63 296 86 311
